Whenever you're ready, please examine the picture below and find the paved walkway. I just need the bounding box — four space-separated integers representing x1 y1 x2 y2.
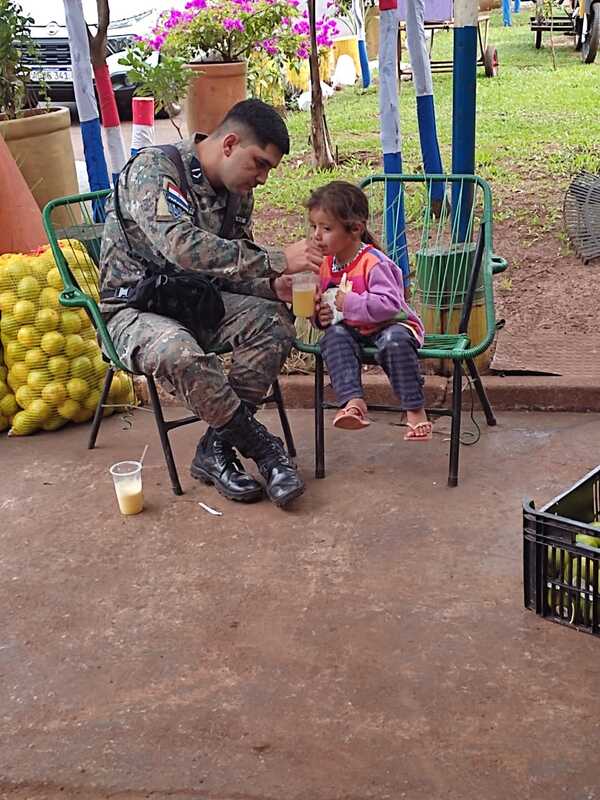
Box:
1 409 599 798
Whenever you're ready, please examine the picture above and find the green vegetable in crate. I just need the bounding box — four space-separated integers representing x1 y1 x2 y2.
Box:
560 556 600 624
547 583 572 620
546 545 565 578
576 533 600 548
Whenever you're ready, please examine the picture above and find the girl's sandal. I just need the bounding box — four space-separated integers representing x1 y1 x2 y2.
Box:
403 420 433 442
333 403 370 430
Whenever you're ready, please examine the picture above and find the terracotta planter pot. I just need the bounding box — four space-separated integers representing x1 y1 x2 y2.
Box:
184 61 247 135
479 0 501 9
0 107 78 228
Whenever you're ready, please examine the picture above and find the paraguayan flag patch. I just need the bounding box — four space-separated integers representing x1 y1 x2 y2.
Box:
157 178 191 220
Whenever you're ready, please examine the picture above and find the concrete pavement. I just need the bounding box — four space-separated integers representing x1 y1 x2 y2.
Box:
1 408 600 799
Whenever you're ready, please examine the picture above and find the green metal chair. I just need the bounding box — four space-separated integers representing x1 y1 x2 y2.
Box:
42 189 296 496
294 173 508 487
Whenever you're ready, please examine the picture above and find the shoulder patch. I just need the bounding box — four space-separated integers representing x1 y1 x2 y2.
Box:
190 156 203 183
156 177 192 221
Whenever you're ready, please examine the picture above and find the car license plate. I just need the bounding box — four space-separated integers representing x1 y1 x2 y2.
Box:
29 68 72 82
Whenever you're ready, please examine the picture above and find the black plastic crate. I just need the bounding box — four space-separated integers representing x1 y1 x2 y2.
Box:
524 465 600 637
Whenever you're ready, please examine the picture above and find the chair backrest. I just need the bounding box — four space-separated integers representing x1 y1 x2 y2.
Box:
359 174 497 356
42 189 128 371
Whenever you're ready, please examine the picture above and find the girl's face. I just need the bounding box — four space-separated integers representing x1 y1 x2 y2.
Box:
308 207 362 262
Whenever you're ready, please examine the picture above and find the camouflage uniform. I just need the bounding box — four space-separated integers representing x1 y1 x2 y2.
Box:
100 134 295 428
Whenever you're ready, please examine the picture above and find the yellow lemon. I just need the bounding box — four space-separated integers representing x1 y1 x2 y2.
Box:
60 311 82 335
16 385 38 409
5 340 27 365
7 362 29 390
57 398 80 420
0 393 19 418
0 313 19 340
80 326 97 342
13 299 36 325
118 377 134 405
24 347 48 370
48 355 70 379
0 290 17 313
16 275 41 301
70 355 93 381
64 334 85 359
77 308 91 326
93 355 108 380
41 381 67 407
41 330 66 357
35 308 60 332
17 325 41 349
31 260 50 284
46 267 64 290
67 377 89 401
38 287 61 310
42 413 68 431
72 406 94 423
4 260 29 286
83 339 98 360
0 364 7 381
27 369 50 393
0 379 8 400
0 264 11 291
108 375 122 402
8 409 39 436
28 398 51 422
83 389 100 412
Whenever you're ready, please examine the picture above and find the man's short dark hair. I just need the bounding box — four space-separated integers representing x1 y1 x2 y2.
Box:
217 99 290 156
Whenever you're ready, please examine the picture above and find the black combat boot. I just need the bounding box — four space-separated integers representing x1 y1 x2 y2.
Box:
217 404 305 508
191 427 264 503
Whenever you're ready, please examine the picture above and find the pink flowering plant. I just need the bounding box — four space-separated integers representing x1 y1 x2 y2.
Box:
139 0 340 65
120 0 343 122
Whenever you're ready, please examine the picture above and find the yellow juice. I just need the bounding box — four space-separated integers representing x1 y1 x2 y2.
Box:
292 287 316 318
115 482 144 515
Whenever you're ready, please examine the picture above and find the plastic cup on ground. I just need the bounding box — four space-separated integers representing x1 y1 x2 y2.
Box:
292 272 318 318
110 460 144 515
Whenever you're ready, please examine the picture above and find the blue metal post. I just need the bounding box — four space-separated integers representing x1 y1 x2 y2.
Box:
451 0 478 241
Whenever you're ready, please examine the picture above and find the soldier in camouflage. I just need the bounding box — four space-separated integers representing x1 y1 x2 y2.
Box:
100 100 322 508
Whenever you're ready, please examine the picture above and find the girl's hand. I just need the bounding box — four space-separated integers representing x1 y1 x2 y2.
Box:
315 289 334 327
334 289 346 311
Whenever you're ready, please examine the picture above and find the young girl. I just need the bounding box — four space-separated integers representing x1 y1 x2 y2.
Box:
308 180 432 441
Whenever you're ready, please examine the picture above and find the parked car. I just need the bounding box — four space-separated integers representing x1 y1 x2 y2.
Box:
21 1 166 119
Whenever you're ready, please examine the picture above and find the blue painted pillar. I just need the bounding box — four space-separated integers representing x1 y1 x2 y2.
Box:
451 0 478 241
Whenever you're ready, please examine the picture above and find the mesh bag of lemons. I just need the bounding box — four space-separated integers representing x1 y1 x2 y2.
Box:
0 243 134 436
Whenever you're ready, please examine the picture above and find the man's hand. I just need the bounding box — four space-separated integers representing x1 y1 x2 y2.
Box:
283 239 323 275
315 289 334 327
271 275 293 303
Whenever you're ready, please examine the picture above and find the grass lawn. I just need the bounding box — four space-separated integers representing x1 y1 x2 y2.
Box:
254 6 600 366
254 6 600 239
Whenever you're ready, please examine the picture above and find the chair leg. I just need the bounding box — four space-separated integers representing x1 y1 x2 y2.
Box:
315 354 326 479
271 379 296 458
448 361 463 488
465 358 497 427
146 374 184 496
88 367 114 450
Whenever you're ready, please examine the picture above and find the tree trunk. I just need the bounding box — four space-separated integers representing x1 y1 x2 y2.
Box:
88 0 109 67
308 0 335 169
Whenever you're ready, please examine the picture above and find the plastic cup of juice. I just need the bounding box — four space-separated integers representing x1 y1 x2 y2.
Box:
110 460 144 516
292 272 318 318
